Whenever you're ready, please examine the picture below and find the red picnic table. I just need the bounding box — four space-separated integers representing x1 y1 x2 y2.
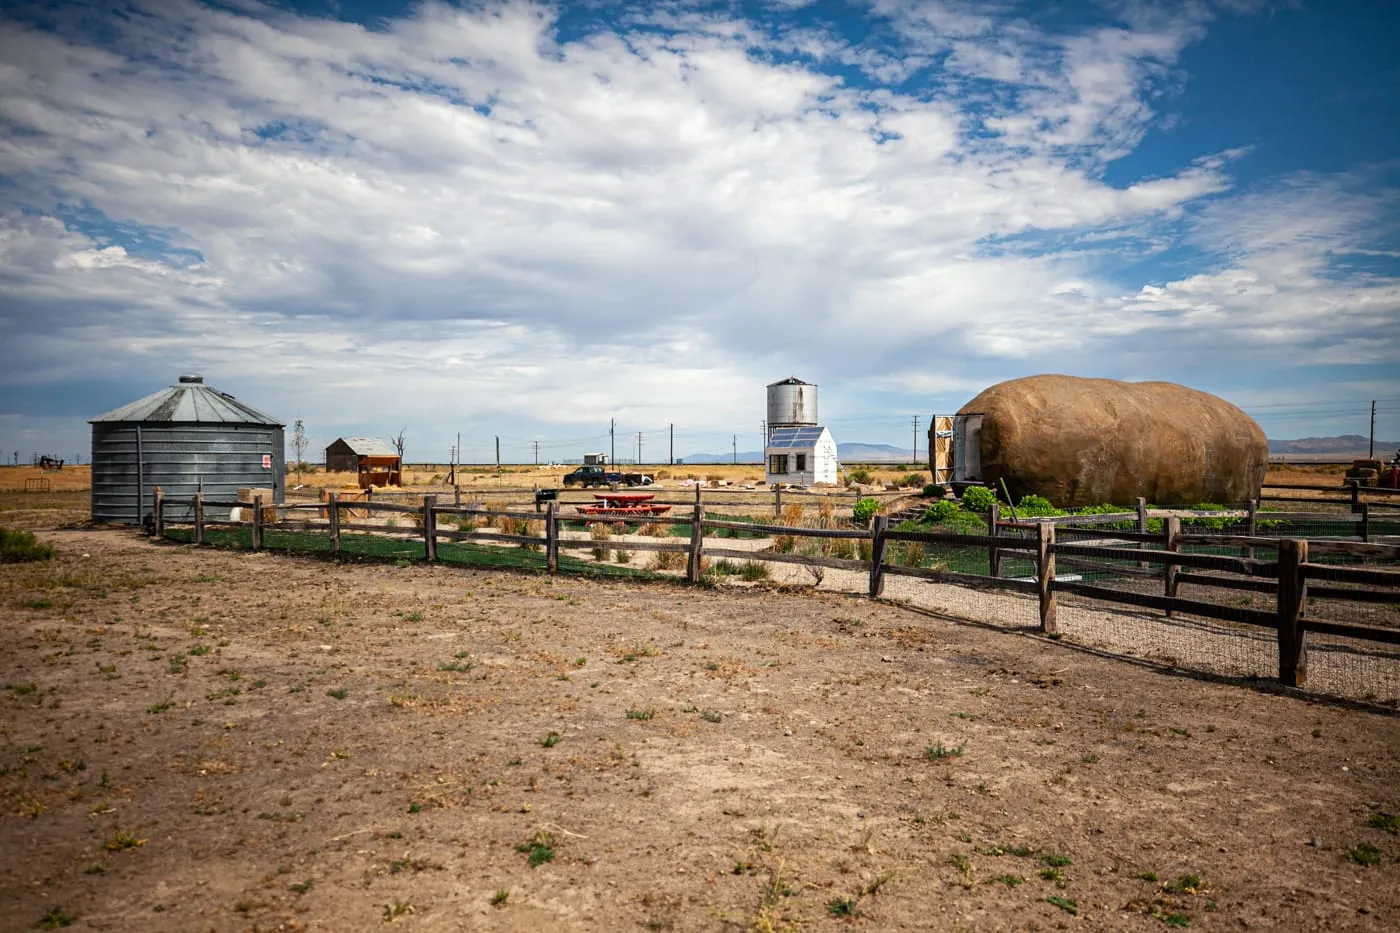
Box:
576 492 673 517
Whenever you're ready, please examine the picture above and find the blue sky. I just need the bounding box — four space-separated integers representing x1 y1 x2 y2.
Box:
1 0 1397 464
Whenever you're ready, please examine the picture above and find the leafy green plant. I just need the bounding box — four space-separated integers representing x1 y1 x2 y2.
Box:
1368 811 1399 834
491 889 509 906
924 741 965 760
1015 495 1066 517
1 527 54 563
1347 843 1383 866
961 486 995 512
852 498 881 523
40 906 74 929
1046 895 1078 915
922 483 947 498
540 731 562 748
516 830 555 867
826 897 860 918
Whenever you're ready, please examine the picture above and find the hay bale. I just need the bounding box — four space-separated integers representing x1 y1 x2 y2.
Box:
959 375 1268 507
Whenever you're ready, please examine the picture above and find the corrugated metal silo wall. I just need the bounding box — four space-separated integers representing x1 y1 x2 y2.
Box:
91 423 285 523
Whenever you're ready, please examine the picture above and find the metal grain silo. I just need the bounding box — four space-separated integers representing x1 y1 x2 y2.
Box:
766 376 818 428
89 374 285 524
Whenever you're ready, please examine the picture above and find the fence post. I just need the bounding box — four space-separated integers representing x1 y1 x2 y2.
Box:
252 495 263 551
1245 498 1258 560
987 502 1001 577
1037 521 1057 635
686 503 705 583
152 487 164 538
869 515 888 598
1359 503 1370 543
774 486 781 518
193 492 204 545
1276 538 1309 687
328 492 341 555
454 485 461 508
1162 516 1180 618
1135 497 1148 570
546 501 559 573
1350 480 1359 514
423 495 437 562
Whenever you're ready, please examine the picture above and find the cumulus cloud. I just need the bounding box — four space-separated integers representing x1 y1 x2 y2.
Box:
0 0 1394 458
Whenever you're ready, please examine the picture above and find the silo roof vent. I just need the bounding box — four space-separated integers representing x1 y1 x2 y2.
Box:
178 373 204 384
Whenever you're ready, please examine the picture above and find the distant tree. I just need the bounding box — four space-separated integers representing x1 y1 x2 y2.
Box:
290 420 309 473
392 427 407 461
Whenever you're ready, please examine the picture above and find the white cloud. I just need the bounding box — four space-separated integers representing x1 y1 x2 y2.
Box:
0 0 1395 457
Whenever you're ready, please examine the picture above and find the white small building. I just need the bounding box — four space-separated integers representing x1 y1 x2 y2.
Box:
765 426 839 486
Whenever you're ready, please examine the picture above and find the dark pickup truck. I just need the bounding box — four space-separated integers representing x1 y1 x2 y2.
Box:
561 466 653 488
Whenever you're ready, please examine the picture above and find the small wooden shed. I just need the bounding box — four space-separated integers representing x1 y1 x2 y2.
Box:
325 437 402 488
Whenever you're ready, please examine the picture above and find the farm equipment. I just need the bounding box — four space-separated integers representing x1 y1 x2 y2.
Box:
576 492 673 518
38 456 64 471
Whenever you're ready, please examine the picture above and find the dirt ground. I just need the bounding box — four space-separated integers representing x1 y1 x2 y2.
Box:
2 529 1398 932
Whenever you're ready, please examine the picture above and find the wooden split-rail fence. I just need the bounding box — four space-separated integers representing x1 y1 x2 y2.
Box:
151 488 1400 693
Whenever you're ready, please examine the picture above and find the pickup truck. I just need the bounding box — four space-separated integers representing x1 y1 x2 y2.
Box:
562 466 653 487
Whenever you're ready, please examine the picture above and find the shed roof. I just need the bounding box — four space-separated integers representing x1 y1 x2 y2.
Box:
331 437 399 457
89 374 282 426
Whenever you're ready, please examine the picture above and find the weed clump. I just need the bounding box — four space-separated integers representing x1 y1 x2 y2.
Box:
1 527 54 563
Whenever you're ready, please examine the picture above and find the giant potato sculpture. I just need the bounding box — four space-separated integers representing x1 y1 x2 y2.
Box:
959 375 1268 507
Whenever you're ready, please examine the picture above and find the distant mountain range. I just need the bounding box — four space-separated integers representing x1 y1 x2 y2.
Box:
681 442 917 464
678 436 1399 465
1269 435 1399 458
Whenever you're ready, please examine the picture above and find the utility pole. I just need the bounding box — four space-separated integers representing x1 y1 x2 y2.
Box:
732 434 737 465
610 418 615 466
1371 400 1377 459
495 436 500 472
669 424 674 465
533 440 539 466
636 432 643 465
912 415 920 466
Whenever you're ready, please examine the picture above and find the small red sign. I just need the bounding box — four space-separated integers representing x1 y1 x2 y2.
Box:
262 455 272 469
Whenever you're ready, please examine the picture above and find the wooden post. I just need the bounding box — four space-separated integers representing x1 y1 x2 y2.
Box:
869 515 889 598
987 501 1001 578
1350 480 1360 514
423 495 437 562
686 503 705 583
1037 521 1057 634
193 492 205 545
252 494 264 551
328 492 341 555
774 486 782 518
546 501 559 573
1135 497 1148 570
1359 503 1370 543
454 485 461 508
1162 516 1180 617
695 483 702 506
152 487 164 538
1276 538 1308 687
1245 498 1258 560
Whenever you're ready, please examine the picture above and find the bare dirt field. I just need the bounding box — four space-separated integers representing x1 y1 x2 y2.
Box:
3 528 1399 932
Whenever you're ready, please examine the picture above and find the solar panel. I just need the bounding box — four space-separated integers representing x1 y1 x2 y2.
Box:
768 427 826 448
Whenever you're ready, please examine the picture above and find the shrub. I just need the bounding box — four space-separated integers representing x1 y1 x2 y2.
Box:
651 550 685 571
852 498 881 523
589 521 612 562
896 473 925 488
1015 495 1065 518
902 541 927 567
846 468 874 486
922 483 947 498
1 528 53 564
961 486 996 512
924 500 961 524
738 560 770 581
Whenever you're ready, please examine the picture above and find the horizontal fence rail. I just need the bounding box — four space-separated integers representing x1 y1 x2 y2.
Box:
149 488 1400 700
